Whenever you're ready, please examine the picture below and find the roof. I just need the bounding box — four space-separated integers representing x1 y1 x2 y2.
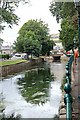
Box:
1 45 12 50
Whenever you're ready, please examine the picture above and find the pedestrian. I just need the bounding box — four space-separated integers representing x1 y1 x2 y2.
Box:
74 48 78 65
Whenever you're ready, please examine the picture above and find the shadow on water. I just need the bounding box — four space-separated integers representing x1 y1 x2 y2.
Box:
17 63 54 105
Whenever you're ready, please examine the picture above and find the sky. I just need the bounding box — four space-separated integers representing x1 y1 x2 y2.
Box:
1 0 61 46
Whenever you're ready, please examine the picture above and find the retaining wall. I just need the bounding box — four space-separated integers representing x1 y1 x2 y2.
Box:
0 58 43 77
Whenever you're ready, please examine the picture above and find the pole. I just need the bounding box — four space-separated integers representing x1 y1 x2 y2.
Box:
66 95 72 120
78 12 80 57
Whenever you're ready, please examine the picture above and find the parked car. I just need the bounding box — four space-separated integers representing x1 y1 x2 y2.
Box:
11 53 22 60
21 53 28 59
66 51 73 57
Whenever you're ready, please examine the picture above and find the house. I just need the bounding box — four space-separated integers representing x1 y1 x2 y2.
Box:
0 45 14 54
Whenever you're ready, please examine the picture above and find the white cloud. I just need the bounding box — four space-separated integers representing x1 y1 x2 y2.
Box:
1 0 60 45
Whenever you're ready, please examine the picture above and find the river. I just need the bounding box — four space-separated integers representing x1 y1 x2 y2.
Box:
0 61 66 118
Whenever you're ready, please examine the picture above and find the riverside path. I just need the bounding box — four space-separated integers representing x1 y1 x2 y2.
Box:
71 57 80 119
59 57 80 119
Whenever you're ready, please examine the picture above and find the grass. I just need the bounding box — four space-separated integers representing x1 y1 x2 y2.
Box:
0 59 27 66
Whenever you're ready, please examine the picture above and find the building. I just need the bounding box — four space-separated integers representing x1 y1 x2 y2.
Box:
1 45 13 54
50 34 63 50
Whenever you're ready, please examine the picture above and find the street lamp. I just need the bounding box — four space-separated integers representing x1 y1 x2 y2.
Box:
74 0 80 57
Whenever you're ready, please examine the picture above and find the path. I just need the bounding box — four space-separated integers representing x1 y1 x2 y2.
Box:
71 57 80 119
59 57 80 119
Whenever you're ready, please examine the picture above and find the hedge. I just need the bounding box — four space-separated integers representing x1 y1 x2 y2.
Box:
0 54 11 59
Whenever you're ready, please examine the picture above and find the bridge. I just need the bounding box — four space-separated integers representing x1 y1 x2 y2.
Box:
59 55 80 119
50 50 63 62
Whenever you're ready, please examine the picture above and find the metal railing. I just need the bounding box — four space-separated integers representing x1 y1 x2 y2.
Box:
64 54 74 120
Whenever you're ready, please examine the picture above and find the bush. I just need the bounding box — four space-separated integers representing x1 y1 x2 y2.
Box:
0 54 10 59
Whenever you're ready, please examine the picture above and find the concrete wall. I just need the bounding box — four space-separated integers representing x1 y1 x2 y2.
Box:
0 58 43 77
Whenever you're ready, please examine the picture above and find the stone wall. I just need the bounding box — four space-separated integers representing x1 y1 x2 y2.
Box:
0 58 43 77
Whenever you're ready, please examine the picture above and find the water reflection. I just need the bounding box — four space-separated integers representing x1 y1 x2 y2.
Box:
0 61 66 118
17 67 54 105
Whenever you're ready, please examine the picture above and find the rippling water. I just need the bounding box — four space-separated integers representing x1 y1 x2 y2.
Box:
0 61 66 118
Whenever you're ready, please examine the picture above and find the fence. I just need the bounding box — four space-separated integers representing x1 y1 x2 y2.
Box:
64 55 74 119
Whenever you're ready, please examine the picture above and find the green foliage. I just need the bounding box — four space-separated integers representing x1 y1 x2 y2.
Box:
18 19 49 43
41 40 54 56
49 2 78 51
49 2 76 23
14 19 53 57
49 2 63 23
59 17 76 51
0 0 28 31
0 54 10 59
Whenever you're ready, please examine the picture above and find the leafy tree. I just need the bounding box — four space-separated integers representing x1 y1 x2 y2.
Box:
23 31 40 58
14 19 53 57
49 2 76 23
49 2 63 23
0 0 29 48
0 0 29 31
59 17 76 51
49 1 78 51
41 40 54 56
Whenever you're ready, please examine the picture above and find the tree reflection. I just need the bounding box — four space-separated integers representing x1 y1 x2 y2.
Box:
17 66 54 105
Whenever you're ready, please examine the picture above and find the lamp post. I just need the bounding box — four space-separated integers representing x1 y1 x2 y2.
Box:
74 0 80 57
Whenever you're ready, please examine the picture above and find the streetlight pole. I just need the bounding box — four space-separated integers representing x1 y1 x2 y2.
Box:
74 0 80 57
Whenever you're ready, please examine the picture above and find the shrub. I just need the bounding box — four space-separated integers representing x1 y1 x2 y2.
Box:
0 54 10 59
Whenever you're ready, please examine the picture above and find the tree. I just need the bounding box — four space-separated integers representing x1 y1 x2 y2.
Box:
14 19 53 57
49 2 76 23
0 0 29 31
49 2 63 23
0 0 29 49
23 31 40 58
49 2 78 51
59 17 76 51
41 40 54 56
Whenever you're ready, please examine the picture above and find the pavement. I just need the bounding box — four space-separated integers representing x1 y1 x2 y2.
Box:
71 57 80 119
59 57 80 119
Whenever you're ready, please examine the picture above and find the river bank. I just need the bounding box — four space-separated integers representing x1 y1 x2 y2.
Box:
0 59 67 118
0 55 68 77
0 58 43 77
0 55 69 119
